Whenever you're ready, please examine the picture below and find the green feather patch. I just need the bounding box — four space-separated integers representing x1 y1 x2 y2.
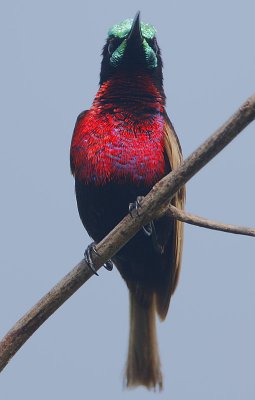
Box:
142 39 158 68
110 39 127 67
108 18 158 68
108 18 157 40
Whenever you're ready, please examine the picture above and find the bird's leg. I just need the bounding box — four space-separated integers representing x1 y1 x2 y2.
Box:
84 243 99 276
84 242 113 276
129 196 163 254
129 196 152 234
129 196 154 235
129 195 143 217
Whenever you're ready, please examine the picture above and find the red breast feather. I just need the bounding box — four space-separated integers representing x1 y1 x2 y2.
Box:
71 73 166 186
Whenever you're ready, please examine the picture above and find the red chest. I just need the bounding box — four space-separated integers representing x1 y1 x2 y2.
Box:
71 110 166 186
71 74 167 186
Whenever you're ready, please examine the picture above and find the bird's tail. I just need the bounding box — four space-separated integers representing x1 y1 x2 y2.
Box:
125 291 163 390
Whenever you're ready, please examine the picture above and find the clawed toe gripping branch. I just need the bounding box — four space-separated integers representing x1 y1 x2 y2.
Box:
0 95 255 372
84 243 113 276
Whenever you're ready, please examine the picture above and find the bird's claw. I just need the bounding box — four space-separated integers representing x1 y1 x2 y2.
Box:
104 260 114 271
84 243 99 276
143 222 153 236
129 196 153 236
84 242 113 275
129 196 144 218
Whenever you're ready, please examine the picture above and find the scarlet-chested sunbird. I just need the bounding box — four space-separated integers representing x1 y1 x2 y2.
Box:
70 12 185 390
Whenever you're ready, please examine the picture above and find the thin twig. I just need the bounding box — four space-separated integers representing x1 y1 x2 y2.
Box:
0 94 255 373
166 205 255 237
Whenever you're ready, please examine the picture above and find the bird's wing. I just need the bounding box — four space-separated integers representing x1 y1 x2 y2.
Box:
70 110 88 175
156 112 186 320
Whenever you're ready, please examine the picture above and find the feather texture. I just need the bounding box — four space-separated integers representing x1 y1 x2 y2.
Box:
70 16 185 388
155 114 186 320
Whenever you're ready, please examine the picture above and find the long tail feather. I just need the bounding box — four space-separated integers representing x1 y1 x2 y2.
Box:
126 291 163 390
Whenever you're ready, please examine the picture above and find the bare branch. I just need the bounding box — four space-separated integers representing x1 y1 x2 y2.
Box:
0 94 255 373
166 205 255 237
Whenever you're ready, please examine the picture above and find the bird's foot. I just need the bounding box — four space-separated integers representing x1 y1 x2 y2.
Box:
104 260 114 271
129 196 144 217
129 196 162 254
84 243 99 276
129 196 153 236
84 242 113 276
142 222 153 236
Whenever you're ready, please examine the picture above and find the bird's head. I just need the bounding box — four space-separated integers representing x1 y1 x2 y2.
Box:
100 12 163 86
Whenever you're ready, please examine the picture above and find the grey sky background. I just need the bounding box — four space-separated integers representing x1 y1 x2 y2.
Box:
1 1 254 399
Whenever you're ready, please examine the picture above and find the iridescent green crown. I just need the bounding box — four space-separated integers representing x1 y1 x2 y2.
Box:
108 18 157 40
108 18 158 69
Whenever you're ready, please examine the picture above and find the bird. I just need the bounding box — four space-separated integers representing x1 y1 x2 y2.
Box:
70 12 185 390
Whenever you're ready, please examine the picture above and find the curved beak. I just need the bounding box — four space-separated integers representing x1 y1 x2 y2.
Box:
126 11 143 47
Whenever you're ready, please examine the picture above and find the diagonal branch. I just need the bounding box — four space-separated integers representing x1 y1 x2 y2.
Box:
0 94 255 373
166 205 255 237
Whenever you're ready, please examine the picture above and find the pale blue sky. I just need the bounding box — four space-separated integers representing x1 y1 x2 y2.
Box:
1 1 255 399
